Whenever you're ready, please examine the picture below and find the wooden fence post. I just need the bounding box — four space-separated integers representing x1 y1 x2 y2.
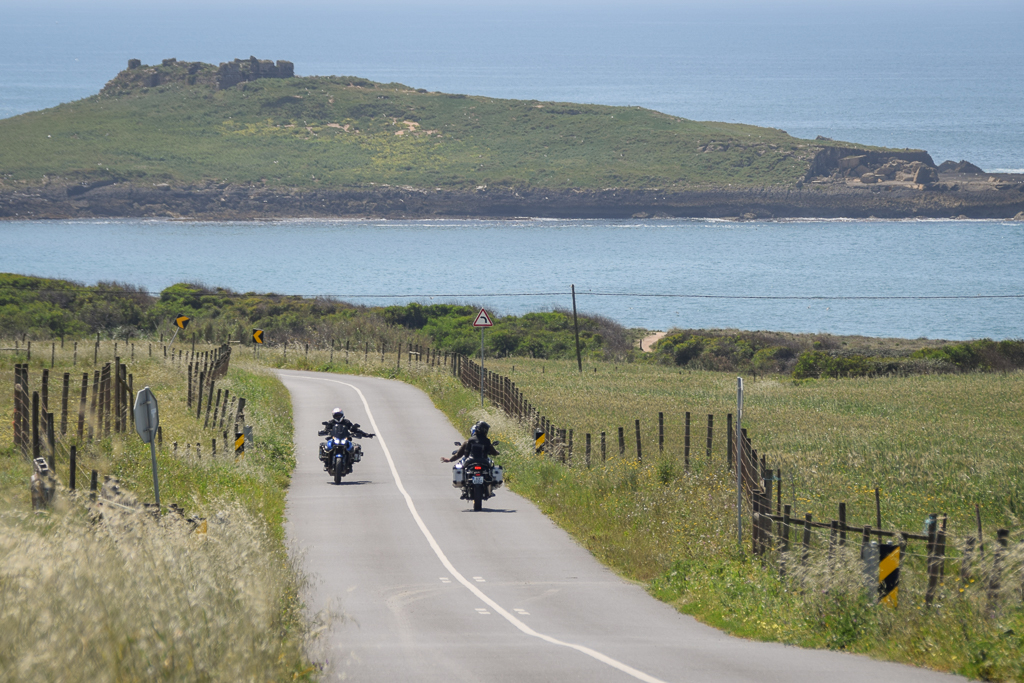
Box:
828 520 839 564
987 529 1009 611
90 370 99 440
112 360 120 433
77 373 88 441
46 414 55 461
585 434 591 468
204 380 215 427
60 372 69 435
658 412 664 454
684 411 691 471
960 537 975 589
196 371 205 419
706 414 713 459
69 446 77 491
211 388 223 428
727 413 733 470
635 420 642 462
779 504 792 576
925 515 947 607
600 432 606 462
839 502 847 546
32 391 40 459
618 427 625 458
801 513 813 568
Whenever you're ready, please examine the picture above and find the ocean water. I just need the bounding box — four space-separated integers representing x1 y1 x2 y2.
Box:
1 218 1022 340
1 0 1022 172
2 1 1022 339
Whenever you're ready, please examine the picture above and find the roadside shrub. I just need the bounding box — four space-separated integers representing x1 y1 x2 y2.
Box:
911 339 1024 372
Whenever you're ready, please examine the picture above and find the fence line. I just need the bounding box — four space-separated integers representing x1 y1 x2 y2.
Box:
445 352 1022 610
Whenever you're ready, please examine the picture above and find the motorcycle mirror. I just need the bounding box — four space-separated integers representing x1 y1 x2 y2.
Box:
322 421 330 426
492 440 500 446
454 441 462 446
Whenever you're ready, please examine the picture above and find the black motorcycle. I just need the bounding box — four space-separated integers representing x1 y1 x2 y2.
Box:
450 440 504 511
318 421 374 484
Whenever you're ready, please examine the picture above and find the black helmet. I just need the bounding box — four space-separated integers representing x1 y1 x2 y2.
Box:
475 421 490 438
332 408 344 421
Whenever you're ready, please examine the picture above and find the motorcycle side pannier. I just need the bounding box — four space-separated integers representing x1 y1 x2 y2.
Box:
452 464 464 488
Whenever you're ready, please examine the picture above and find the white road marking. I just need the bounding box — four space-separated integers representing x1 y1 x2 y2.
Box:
476 608 491 615
473 576 486 582
440 577 451 583
305 375 670 683
514 608 530 616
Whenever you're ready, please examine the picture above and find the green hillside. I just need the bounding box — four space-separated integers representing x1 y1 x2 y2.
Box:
0 58 843 190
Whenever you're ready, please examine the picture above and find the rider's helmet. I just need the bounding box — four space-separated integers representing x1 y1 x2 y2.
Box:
332 408 344 421
475 421 490 438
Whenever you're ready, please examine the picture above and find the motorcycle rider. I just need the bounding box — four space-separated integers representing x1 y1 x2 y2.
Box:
441 421 498 465
319 407 374 470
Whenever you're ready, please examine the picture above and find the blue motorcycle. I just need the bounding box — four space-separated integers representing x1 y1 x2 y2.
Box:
318 420 374 484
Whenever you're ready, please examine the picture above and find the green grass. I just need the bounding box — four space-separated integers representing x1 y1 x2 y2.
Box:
345 352 1022 680
7 333 1023 679
0 340 318 682
0 60 900 191
485 357 1024 537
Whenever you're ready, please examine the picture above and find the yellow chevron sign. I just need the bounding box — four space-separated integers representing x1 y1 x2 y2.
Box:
174 315 191 329
879 544 900 607
534 429 546 453
252 329 264 344
235 432 245 453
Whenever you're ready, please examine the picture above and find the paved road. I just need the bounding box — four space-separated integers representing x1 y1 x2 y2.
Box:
279 369 963 682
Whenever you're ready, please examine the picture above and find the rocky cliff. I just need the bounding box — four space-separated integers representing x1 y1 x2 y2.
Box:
3 174 1022 220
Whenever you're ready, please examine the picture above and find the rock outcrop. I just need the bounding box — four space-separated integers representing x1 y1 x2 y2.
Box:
3 176 1022 221
938 159 985 174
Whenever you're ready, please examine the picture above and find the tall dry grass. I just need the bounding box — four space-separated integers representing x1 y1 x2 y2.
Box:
0 500 316 682
1 338 318 680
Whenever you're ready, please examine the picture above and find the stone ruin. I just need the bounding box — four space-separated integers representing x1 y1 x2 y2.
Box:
215 56 295 90
103 57 294 94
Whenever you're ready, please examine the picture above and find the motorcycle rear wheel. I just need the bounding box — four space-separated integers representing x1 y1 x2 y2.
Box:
472 483 483 511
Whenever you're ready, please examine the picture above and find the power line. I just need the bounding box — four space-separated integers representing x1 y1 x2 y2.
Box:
1 286 1022 300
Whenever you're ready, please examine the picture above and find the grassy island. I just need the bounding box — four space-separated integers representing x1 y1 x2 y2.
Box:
2 58 1021 219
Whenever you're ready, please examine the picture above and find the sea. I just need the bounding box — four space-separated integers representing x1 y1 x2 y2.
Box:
1 0 1022 339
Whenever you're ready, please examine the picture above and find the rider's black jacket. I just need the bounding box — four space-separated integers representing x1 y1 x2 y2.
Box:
320 417 374 440
453 435 498 464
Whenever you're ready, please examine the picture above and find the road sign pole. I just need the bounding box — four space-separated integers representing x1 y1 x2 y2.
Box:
150 439 160 508
736 377 743 550
169 328 180 346
471 308 493 407
134 386 161 509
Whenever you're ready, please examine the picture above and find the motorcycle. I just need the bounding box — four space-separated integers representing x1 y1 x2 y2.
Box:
450 440 504 511
318 421 374 484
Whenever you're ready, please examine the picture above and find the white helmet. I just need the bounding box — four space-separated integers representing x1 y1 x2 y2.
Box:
332 408 344 420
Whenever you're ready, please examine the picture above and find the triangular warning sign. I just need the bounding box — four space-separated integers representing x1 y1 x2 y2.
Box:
472 308 493 327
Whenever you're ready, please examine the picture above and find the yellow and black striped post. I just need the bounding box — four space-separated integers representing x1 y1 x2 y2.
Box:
534 428 546 454
234 431 245 459
879 543 900 607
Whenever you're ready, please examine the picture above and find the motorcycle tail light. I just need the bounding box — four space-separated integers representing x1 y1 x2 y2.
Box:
474 465 482 471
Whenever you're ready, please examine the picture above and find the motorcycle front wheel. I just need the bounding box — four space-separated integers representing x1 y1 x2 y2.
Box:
334 457 342 484
472 483 483 511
